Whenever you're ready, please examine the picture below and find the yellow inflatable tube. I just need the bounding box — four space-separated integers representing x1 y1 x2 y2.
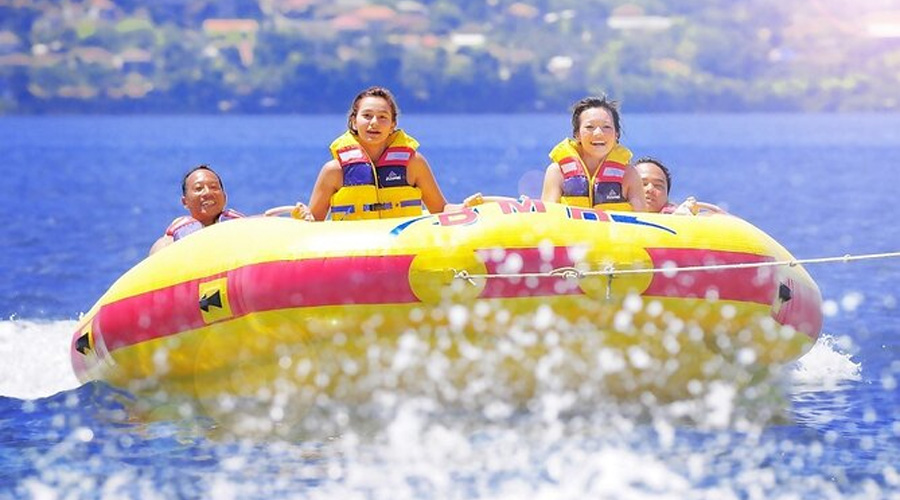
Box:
70 199 822 404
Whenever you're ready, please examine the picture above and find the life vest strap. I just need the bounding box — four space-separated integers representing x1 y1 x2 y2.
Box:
332 200 421 215
332 205 355 214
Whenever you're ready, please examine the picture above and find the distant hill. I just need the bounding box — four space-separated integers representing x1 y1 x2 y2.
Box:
1 0 898 114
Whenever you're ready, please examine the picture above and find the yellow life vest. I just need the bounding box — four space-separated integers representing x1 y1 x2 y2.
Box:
328 130 424 221
549 138 634 212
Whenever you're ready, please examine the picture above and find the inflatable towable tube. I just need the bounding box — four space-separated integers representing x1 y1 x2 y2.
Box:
70 199 822 403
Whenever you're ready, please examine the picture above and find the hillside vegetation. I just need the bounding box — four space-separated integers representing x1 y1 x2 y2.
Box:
1 0 898 113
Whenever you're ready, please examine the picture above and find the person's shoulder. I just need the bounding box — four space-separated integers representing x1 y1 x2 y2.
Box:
321 158 342 171
149 234 174 255
222 208 246 219
623 163 641 175
410 149 429 165
659 203 678 214
165 215 195 236
167 215 192 225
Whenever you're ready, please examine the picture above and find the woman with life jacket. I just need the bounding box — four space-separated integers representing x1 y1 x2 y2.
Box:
149 165 244 255
541 96 647 212
304 86 480 222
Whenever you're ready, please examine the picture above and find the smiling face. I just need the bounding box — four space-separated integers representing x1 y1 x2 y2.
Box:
575 106 619 161
351 96 396 149
636 161 670 213
181 168 226 226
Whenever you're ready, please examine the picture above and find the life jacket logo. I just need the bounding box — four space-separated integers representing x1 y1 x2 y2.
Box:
379 167 407 187
595 182 623 202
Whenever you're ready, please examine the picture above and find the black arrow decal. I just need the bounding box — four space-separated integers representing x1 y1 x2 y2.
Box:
778 283 792 303
199 290 223 312
75 332 92 354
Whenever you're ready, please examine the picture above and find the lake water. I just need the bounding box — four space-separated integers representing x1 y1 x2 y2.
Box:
1 114 898 498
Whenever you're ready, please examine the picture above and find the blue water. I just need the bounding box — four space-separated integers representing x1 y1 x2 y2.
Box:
1 114 898 498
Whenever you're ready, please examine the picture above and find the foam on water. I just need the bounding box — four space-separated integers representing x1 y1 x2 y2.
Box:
790 333 862 391
0 319 889 499
0 316 861 407
0 319 81 399
15 405 893 500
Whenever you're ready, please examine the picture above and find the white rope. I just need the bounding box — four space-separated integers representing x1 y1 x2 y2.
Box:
452 251 900 283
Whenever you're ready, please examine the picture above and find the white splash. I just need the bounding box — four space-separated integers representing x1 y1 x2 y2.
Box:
0 319 81 399
790 333 861 391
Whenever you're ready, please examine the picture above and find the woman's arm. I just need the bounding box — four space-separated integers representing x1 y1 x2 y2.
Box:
672 197 728 216
408 152 449 214
307 159 343 221
541 164 563 203
622 165 648 212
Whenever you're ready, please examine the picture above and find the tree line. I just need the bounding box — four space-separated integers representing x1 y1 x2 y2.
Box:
1 0 897 114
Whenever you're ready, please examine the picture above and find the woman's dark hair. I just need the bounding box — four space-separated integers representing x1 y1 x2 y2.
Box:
571 96 621 140
347 86 399 134
181 164 222 195
633 156 672 194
